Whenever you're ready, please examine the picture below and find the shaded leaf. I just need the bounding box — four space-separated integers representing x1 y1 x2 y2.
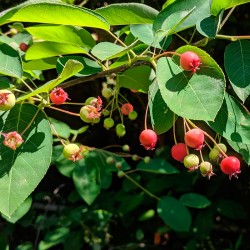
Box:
224 40 250 102
208 93 250 144
227 140 250 165
0 104 52 217
95 3 158 25
157 196 191 232
179 193 211 208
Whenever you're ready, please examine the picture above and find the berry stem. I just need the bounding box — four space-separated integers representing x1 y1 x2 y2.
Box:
20 108 41 136
219 6 236 30
47 106 80 116
173 114 177 145
175 33 189 44
199 150 204 162
122 171 161 201
153 51 181 60
186 118 228 158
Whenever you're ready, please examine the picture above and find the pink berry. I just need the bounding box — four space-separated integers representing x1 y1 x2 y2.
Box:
121 103 134 115
50 87 70 105
184 128 204 150
19 42 29 52
171 143 187 162
180 51 201 73
1 131 24 150
220 156 241 180
139 129 157 150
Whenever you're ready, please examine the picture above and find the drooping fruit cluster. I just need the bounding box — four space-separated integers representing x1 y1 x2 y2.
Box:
180 51 201 73
50 87 70 105
139 129 157 150
0 89 16 111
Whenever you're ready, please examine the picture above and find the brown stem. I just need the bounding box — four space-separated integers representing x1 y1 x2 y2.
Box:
47 106 80 116
153 51 181 60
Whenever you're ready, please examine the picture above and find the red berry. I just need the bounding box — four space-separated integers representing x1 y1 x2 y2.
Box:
121 103 133 115
139 129 157 150
184 128 204 150
180 51 201 73
19 42 29 52
171 143 187 162
220 156 241 180
50 87 69 105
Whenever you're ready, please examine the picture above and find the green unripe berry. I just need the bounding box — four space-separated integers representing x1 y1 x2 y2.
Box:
183 154 199 169
122 144 130 152
104 118 114 129
200 161 212 174
144 156 151 163
85 97 97 105
0 90 16 111
115 162 122 169
116 123 126 137
132 154 139 161
102 110 110 116
128 110 138 120
80 106 100 124
63 143 80 159
106 156 115 164
117 170 125 178
214 143 227 153
102 87 113 99
209 148 220 160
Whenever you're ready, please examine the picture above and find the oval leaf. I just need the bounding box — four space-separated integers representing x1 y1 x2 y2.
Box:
224 40 250 102
1 1 109 30
0 104 52 217
157 196 191 232
227 140 250 165
179 193 211 208
23 58 57 71
26 25 95 49
157 46 225 120
208 93 250 144
0 43 23 78
95 3 158 25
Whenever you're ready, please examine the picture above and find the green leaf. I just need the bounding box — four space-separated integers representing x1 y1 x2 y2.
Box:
157 46 225 120
17 59 83 102
224 40 250 102
149 81 176 134
179 193 211 208
49 117 71 139
1 196 32 223
0 43 23 78
57 56 101 76
25 41 88 60
118 65 154 93
0 104 52 217
23 58 57 71
157 196 191 232
95 3 158 25
137 158 179 174
26 24 95 49
227 140 250 165
211 0 250 16
16 242 33 250
162 0 177 9
208 93 250 144
153 0 210 33
130 24 172 49
0 1 109 30
217 200 248 220
196 14 221 38
38 227 70 250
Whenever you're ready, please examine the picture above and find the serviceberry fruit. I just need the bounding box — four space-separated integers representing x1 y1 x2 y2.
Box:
128 110 138 120
80 105 101 124
50 87 69 105
0 89 16 111
116 123 126 137
63 143 83 162
184 128 204 150
19 42 29 52
214 143 227 153
209 148 220 160
144 156 151 163
101 87 113 99
122 144 130 152
85 96 102 111
200 161 215 179
220 156 241 179
1 131 24 150
106 156 115 164
183 154 199 170
171 143 187 162
104 117 114 129
121 103 133 115
180 51 201 73
139 129 157 150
